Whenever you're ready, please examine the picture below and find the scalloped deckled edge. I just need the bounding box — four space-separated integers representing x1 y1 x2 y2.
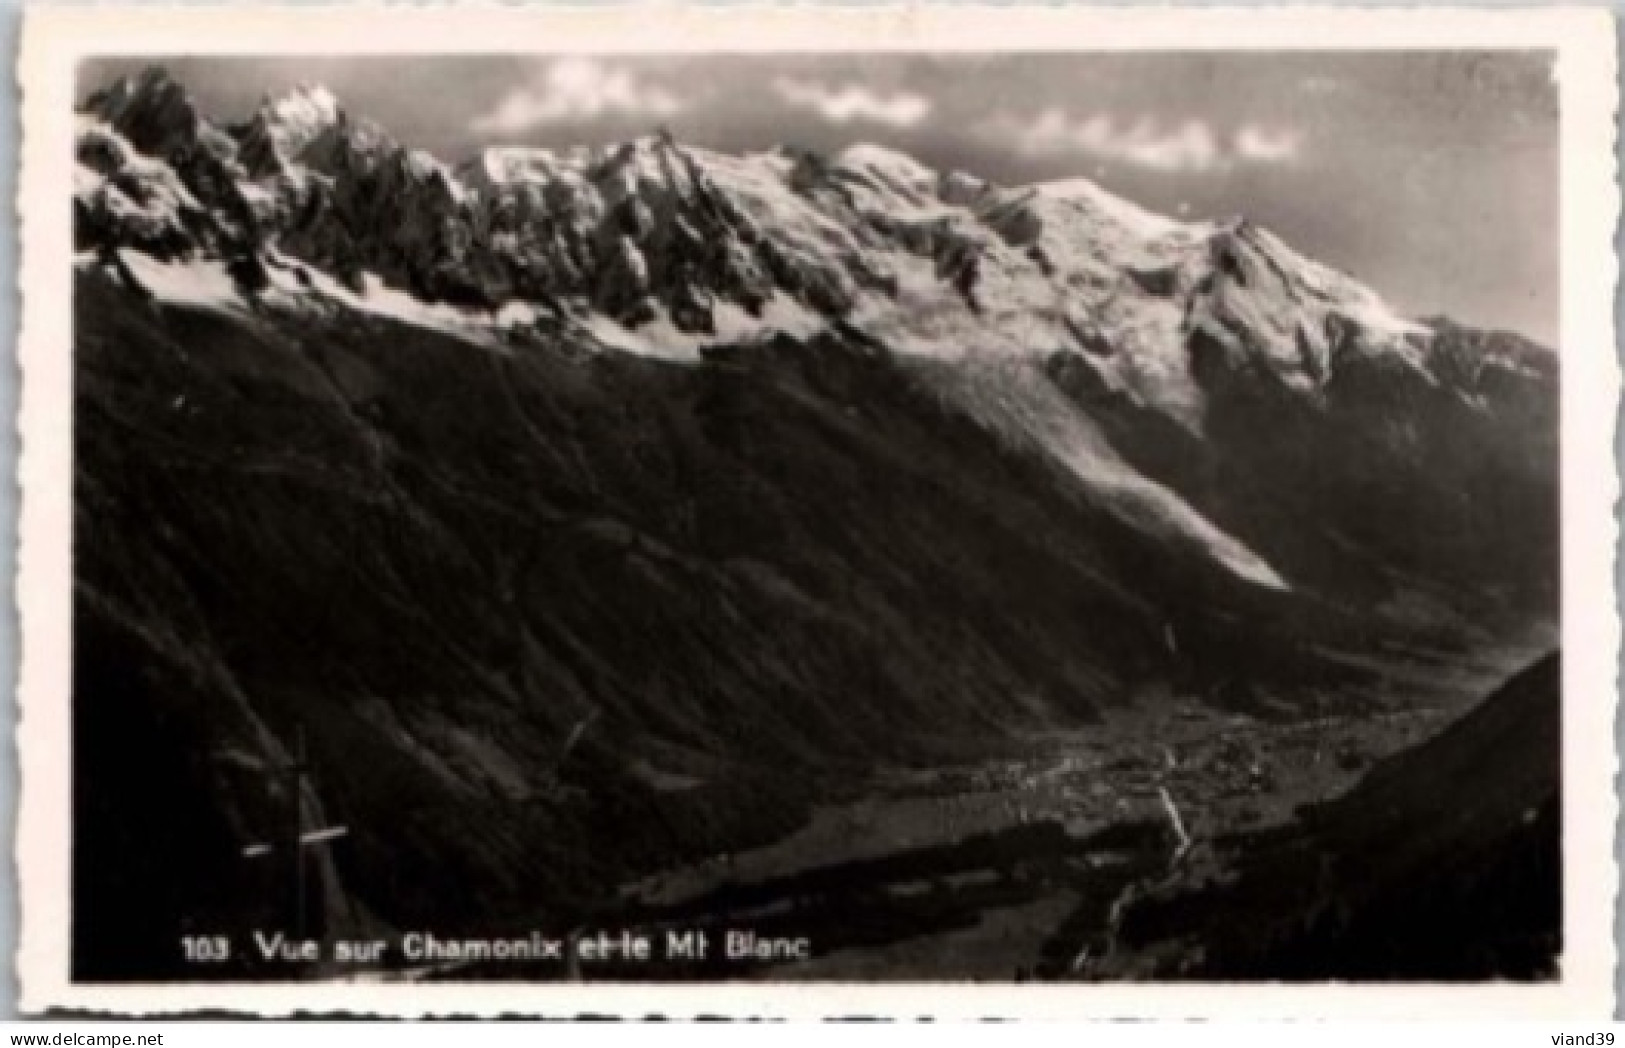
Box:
13 3 1621 1019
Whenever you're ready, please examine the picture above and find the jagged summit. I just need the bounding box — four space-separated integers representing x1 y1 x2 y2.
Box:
85 66 203 144
267 82 341 130
237 82 344 177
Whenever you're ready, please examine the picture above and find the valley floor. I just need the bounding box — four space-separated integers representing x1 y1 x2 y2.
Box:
415 630 1554 983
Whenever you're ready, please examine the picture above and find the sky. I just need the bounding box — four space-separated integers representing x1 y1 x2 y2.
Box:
81 52 1560 345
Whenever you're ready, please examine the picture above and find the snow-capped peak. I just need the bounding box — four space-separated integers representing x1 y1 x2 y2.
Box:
465 146 573 188
834 143 939 198
1035 178 1196 242
237 82 347 177
73 69 1450 427
261 83 341 147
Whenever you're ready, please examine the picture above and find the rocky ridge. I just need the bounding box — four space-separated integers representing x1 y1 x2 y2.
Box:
75 68 1540 424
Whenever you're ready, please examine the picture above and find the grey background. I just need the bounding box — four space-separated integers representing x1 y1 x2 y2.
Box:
1 0 1616 1019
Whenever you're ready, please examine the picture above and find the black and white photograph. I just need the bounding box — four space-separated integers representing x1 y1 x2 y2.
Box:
16 4 1619 1015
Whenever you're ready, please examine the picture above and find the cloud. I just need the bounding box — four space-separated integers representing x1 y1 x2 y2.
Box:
994 110 1222 172
772 77 933 129
990 109 1302 174
471 58 683 134
1234 125 1302 163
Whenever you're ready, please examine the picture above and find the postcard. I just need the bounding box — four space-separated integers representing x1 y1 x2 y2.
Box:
15 4 1619 1017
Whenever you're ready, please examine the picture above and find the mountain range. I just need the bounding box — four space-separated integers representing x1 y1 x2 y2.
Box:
71 67 1560 979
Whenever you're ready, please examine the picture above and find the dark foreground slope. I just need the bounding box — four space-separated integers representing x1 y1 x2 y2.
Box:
1090 652 1561 980
75 268 1556 979
72 280 1326 978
